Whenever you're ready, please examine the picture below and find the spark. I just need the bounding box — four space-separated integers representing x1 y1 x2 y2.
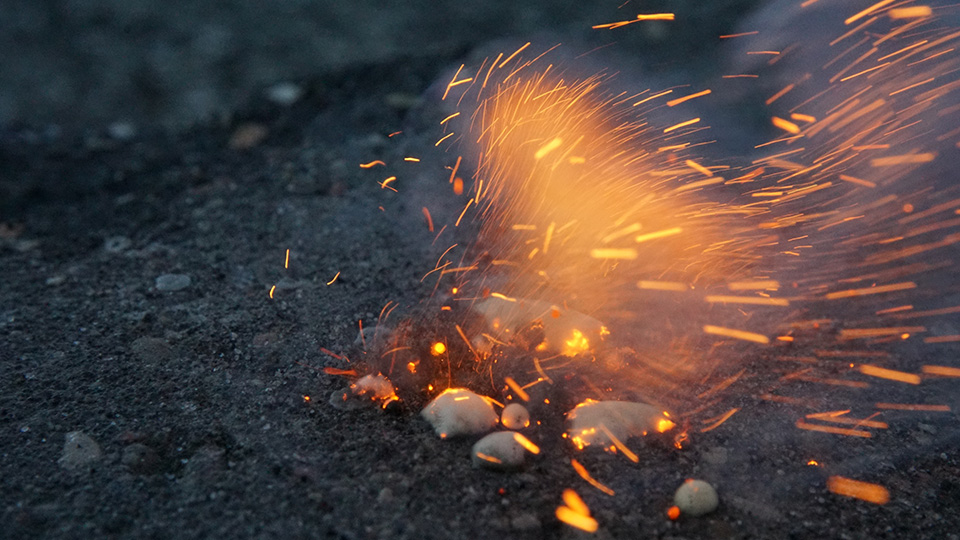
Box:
571 459 615 496
513 433 540 454
634 227 683 243
592 13 675 30
705 295 790 306
431 342 447 356
772 116 802 134
268 285 276 299
727 280 779 291
839 327 925 340
888 6 933 19
504 376 530 401
703 325 770 344
827 476 890 505
284 248 290 269
795 421 872 438
589 248 638 260
421 207 434 232
663 118 700 133
534 137 563 160
637 280 688 291
326 271 340 286
845 0 896 26
359 160 385 169
824 281 917 299
875 403 950 411
667 89 712 107
869 153 936 167
700 408 740 433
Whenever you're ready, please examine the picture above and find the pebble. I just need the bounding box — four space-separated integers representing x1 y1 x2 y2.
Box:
421 388 498 438
674 479 719 517
566 400 674 447
266 82 304 106
121 443 160 474
58 431 102 470
155 273 191 291
471 431 531 471
103 236 132 254
501 403 530 430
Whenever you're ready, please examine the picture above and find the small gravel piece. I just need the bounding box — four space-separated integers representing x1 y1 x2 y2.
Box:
674 479 719 517
58 431 102 470
471 431 529 471
421 388 498 438
155 273 191 291
501 403 530 429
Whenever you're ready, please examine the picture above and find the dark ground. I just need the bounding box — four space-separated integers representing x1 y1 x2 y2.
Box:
2 1 960 539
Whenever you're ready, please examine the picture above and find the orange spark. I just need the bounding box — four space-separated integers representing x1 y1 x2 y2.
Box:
703 325 770 344
421 207 434 232
667 89 712 107
634 227 683 243
827 476 890 505
637 280 687 291
825 281 917 299
870 153 936 167
875 403 950 411
858 364 921 385
845 0 896 25
590 248 639 260
700 408 740 433
592 13 675 30
705 295 789 306
326 271 340 286
513 433 540 454
571 459 615 496
795 421 872 438
663 118 700 133
772 116 801 134
888 6 933 19
359 160 385 169
504 377 530 402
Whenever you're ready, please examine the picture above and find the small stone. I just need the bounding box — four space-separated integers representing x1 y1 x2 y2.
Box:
674 479 719 517
107 122 137 141
266 82 304 106
58 431 102 470
103 236 131 254
155 273 191 291
472 431 533 471
501 403 530 430
121 443 159 474
510 512 541 531
229 123 268 150
421 388 498 438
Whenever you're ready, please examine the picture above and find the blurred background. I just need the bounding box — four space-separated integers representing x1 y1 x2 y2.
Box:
1 0 757 133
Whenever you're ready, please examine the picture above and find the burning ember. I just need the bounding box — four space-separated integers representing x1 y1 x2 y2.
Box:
307 0 960 533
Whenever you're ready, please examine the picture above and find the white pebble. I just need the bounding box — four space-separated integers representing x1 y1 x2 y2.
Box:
421 388 498 438
674 479 719 517
471 431 537 470
501 403 530 429
266 82 304 106
58 431 102 470
566 399 674 449
328 373 398 410
155 273 191 291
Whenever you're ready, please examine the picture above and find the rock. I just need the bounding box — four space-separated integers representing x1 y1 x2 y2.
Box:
421 388 498 438
155 273 191 291
329 374 399 410
674 479 719 517
58 431 102 470
471 431 537 471
501 403 530 429
565 399 675 449
510 512 541 530
121 443 160 474
266 82 303 106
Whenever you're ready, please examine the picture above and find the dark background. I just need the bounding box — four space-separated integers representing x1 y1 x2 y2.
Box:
3 2 959 539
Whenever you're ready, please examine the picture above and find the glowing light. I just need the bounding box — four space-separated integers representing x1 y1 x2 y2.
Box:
513 433 540 454
656 418 676 433
703 325 770 344
431 342 447 356
667 506 681 520
563 329 590 356
827 476 890 505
